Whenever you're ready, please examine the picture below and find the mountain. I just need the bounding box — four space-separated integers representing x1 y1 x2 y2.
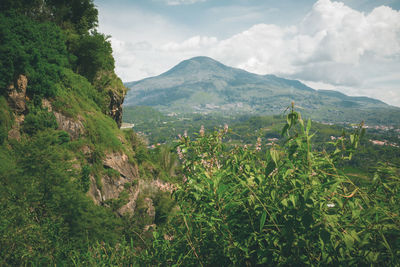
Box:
124 56 400 125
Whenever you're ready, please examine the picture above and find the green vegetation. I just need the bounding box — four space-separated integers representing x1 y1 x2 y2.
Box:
0 130 121 265
0 0 98 34
0 2 173 265
123 106 400 176
22 106 58 135
0 13 69 97
0 96 13 144
71 31 115 83
1 0 399 265
140 108 400 266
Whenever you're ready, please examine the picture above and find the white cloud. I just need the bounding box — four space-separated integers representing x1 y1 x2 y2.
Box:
100 0 400 106
148 0 400 105
162 36 218 51
204 0 400 86
97 3 193 80
162 0 206 5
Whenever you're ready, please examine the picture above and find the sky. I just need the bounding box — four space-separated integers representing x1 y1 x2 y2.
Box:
95 0 400 107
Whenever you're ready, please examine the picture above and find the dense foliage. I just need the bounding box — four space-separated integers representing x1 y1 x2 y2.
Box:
0 0 114 98
0 14 69 97
0 130 122 265
0 0 98 33
140 107 400 266
71 31 115 82
0 2 137 265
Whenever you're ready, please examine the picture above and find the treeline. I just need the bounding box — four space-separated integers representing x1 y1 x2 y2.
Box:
0 0 113 98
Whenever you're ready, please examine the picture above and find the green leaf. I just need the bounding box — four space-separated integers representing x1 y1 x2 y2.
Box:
289 194 296 207
270 148 279 166
281 123 289 137
350 134 354 144
259 211 267 232
344 234 354 249
306 119 311 134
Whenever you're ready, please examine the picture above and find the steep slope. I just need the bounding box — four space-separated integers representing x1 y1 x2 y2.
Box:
0 5 176 265
124 56 400 125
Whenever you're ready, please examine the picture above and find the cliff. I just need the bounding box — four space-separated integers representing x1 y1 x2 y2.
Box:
93 70 127 128
2 70 168 219
0 6 177 264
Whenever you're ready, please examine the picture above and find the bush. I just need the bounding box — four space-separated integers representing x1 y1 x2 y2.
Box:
141 107 400 266
0 130 122 265
71 31 115 82
0 97 13 144
23 108 58 135
0 14 69 98
0 0 98 34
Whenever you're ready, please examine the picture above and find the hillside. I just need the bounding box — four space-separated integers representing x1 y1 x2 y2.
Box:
0 2 177 265
124 56 400 125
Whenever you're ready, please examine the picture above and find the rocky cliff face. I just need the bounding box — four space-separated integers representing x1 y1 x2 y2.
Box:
97 152 140 215
53 112 85 140
7 75 28 141
7 74 28 114
107 89 124 128
94 71 127 128
4 73 166 221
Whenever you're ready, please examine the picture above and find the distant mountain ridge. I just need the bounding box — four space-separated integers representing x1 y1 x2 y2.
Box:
124 56 400 125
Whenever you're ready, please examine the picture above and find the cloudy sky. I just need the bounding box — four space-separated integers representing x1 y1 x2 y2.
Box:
95 0 400 107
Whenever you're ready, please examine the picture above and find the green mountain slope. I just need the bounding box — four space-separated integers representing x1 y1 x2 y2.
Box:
124 56 400 125
0 3 176 265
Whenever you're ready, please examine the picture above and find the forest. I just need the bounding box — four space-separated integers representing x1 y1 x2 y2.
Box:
0 1 399 266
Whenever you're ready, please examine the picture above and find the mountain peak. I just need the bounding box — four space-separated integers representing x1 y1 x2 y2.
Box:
161 56 229 77
186 56 219 63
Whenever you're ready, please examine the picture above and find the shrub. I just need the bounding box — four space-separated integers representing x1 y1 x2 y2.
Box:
23 108 58 135
71 31 114 82
0 14 69 98
141 107 399 266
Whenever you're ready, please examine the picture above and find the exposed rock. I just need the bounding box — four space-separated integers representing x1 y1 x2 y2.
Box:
118 182 141 215
100 174 129 200
7 74 28 114
144 197 155 219
41 98 85 140
89 176 103 205
103 152 138 179
93 71 126 128
41 99 52 112
53 112 85 140
108 90 124 128
88 174 140 216
87 152 140 215
7 115 24 141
